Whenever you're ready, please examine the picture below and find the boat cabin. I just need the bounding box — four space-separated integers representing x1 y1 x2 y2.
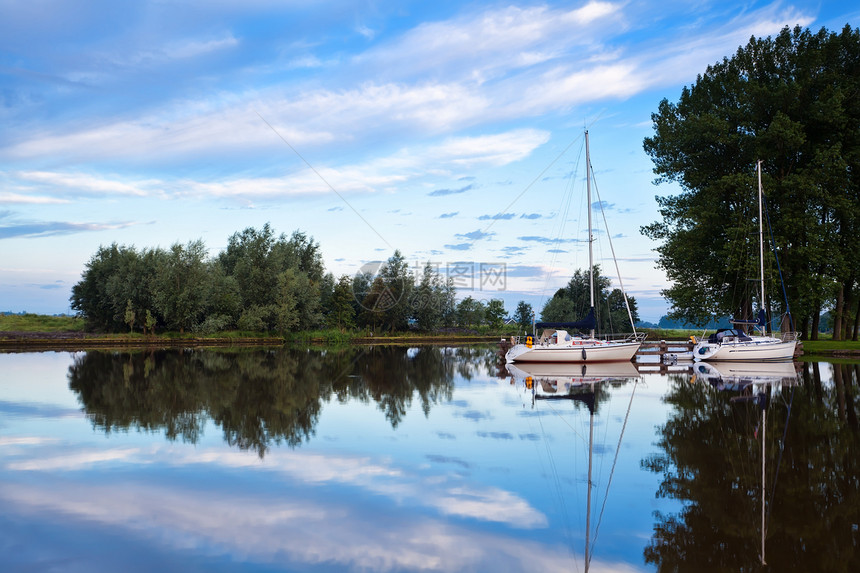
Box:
707 329 753 344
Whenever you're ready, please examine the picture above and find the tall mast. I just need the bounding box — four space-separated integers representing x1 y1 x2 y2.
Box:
757 161 766 333
586 130 595 339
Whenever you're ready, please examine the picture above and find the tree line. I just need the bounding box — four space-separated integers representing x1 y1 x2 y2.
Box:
70 223 517 334
643 24 860 341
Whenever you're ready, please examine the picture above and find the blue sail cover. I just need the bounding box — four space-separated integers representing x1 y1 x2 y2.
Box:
731 309 768 327
535 307 597 331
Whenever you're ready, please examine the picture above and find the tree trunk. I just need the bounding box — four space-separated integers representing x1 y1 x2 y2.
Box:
800 315 810 342
839 279 854 340
811 302 821 341
833 284 844 341
842 279 855 340
853 298 860 341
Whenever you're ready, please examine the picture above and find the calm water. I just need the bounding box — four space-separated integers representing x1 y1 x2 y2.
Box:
1 346 858 572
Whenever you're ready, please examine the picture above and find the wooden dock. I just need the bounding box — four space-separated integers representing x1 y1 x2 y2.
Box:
637 340 695 357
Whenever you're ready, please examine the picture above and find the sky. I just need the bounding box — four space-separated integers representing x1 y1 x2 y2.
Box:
1 1 857 321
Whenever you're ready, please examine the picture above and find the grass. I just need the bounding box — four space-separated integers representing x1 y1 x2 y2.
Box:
798 339 860 355
0 313 85 332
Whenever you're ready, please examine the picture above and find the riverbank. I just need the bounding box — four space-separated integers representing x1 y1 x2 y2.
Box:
3 315 860 357
0 329 503 351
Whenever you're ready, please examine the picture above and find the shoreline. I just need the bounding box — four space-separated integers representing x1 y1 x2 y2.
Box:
0 331 502 351
3 331 860 358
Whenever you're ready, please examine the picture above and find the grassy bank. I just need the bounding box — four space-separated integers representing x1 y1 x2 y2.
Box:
0 313 85 332
2 314 858 357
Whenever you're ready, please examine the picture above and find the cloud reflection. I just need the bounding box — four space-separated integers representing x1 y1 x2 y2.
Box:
3 440 546 530
1 454 577 572
0 475 644 572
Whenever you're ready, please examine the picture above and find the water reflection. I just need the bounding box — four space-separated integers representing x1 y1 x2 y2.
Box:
69 346 493 456
644 361 860 572
3 348 859 572
505 361 643 572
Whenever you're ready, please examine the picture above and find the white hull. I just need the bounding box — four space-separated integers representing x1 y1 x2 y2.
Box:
693 338 796 362
506 340 640 363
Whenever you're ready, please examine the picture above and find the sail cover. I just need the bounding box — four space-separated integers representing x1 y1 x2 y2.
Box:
730 309 768 327
535 307 597 331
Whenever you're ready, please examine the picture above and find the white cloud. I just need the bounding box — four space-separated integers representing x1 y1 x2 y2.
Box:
18 171 154 197
0 192 70 204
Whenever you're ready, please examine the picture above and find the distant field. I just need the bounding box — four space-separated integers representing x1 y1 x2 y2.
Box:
0 313 85 332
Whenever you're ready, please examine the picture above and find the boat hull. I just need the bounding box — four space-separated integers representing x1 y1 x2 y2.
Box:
693 339 796 362
505 341 641 363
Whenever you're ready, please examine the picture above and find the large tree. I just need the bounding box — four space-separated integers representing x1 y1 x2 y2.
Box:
642 25 860 339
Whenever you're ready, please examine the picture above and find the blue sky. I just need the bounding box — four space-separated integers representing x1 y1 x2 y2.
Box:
1 1 857 321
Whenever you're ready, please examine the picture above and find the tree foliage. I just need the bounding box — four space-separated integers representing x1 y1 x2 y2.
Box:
513 301 534 330
540 266 639 334
642 25 860 340
70 225 522 334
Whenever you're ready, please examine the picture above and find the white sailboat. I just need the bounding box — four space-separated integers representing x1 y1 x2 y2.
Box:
693 161 797 362
506 131 643 364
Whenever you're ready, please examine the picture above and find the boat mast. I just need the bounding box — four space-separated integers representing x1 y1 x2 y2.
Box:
757 161 766 334
760 395 767 565
586 130 595 339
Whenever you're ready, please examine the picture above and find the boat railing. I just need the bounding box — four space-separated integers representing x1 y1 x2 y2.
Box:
780 331 799 343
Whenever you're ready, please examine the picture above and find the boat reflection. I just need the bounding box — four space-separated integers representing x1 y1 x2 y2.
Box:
692 360 799 566
506 361 640 397
506 360 641 572
692 360 800 390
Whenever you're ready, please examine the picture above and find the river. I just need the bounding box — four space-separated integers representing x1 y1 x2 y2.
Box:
1 346 857 572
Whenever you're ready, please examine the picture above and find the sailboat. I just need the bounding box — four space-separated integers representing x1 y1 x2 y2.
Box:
693 161 798 362
505 131 644 364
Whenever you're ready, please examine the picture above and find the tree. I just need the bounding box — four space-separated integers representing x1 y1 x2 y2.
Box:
327 275 356 331
485 299 507 329
456 296 484 328
642 25 860 339
153 239 211 333
513 301 534 330
540 266 638 334
355 251 415 333
124 299 135 333
378 251 413 332
412 262 445 332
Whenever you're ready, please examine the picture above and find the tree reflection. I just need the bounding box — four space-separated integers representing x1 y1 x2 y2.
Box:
642 364 860 572
68 346 485 457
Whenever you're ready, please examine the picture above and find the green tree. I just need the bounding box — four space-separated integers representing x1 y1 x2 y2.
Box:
513 301 534 330
327 275 356 331
154 239 211 333
456 296 484 328
124 299 135 333
412 262 444 332
378 251 414 332
485 299 507 329
540 266 638 334
642 25 860 339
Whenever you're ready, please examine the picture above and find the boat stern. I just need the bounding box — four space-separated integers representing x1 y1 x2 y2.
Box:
693 341 720 361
